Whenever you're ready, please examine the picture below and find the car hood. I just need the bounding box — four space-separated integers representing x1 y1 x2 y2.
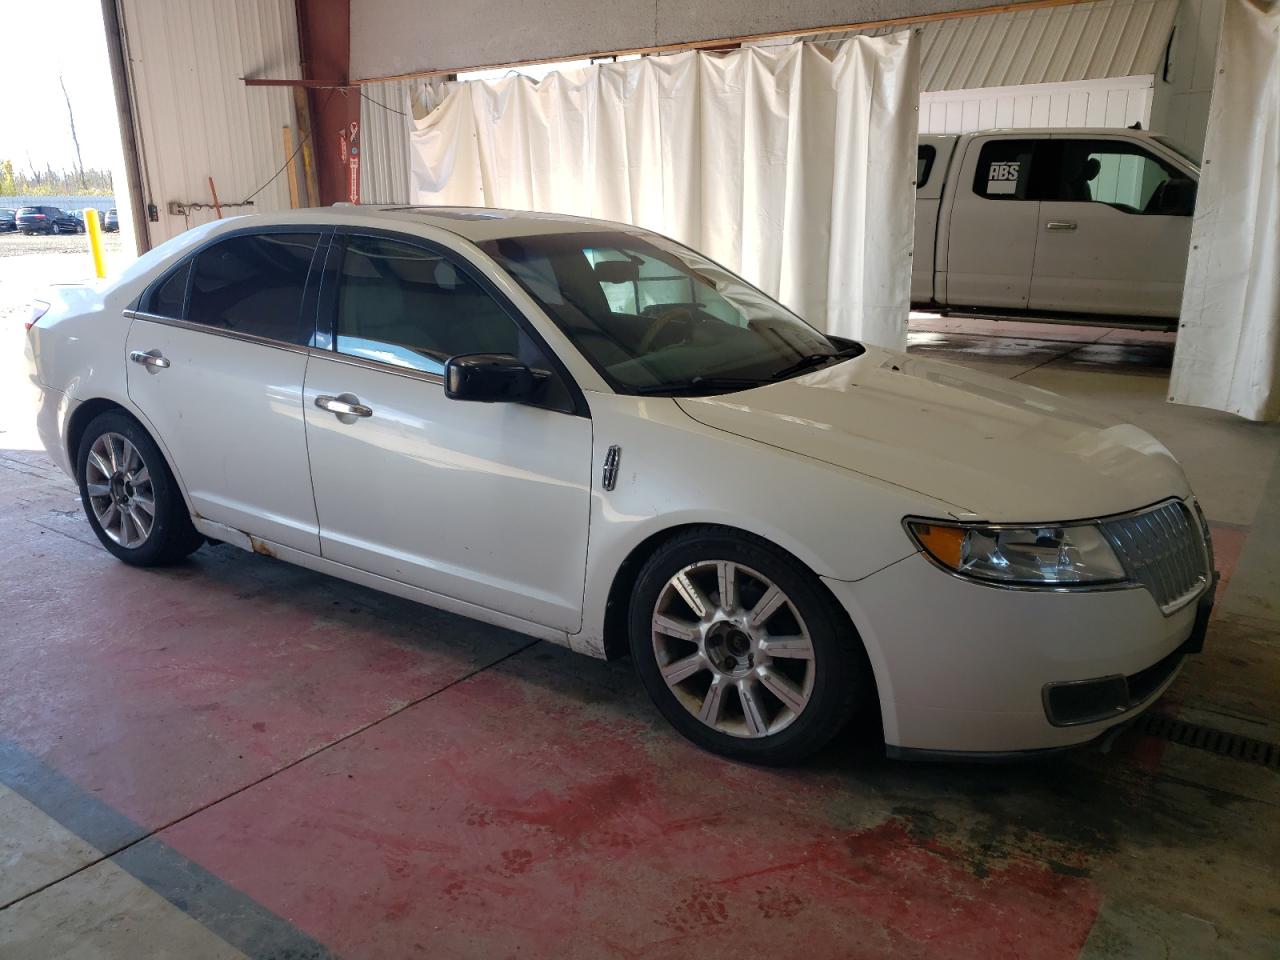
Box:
675 347 1189 521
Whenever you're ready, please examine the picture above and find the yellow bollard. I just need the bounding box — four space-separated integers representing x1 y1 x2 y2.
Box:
84 208 106 279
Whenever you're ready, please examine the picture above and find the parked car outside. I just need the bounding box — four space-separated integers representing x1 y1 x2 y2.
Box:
0 208 16 232
103 208 119 232
24 207 1217 765
16 205 84 235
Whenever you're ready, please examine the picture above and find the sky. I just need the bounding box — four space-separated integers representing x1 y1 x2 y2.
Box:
0 0 122 174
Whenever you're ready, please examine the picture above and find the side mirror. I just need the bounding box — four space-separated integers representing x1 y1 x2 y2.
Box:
444 353 543 403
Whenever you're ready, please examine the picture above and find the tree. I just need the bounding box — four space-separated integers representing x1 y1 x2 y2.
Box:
0 160 15 196
59 74 86 190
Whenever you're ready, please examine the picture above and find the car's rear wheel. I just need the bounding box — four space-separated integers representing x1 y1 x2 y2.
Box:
76 411 204 566
629 527 868 765
51 223 61 235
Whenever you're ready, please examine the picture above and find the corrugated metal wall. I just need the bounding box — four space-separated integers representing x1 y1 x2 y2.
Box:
359 79 415 204
773 0 1177 91
118 0 302 245
919 75 1153 133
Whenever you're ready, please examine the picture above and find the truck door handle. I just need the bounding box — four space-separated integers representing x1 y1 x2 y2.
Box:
315 394 373 419
129 349 170 369
1046 220 1078 231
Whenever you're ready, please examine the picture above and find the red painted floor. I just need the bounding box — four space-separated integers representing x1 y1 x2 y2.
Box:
160 652 1101 960
5 322 1280 958
2 517 530 831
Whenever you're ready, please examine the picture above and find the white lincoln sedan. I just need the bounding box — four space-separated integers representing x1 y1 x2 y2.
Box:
25 207 1216 764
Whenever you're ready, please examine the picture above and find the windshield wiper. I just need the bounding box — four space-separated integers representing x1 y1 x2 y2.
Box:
633 375 771 396
769 345 864 381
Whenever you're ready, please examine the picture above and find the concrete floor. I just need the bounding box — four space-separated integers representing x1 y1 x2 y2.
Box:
2 298 1279 959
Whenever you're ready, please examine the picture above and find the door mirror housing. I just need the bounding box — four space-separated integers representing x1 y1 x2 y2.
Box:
444 353 545 403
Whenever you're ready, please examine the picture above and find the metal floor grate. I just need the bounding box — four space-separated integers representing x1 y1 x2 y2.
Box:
1133 713 1280 769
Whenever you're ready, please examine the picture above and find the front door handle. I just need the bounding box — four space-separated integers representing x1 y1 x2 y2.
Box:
1046 220 1078 231
315 393 373 420
129 349 171 370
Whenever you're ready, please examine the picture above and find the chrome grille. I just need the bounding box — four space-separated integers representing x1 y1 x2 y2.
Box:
1101 500 1209 614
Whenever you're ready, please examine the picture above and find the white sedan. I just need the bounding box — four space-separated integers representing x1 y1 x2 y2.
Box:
25 207 1216 764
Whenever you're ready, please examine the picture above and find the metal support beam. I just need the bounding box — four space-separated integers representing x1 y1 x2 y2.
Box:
99 0 151 252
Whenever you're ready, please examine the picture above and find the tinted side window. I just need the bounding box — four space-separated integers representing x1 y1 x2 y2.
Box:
333 236 572 409
335 236 525 374
187 233 319 344
917 144 936 189
145 260 191 318
1048 139 1196 215
973 139 1039 200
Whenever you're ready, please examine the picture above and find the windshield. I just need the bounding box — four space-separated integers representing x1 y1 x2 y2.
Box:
479 230 859 395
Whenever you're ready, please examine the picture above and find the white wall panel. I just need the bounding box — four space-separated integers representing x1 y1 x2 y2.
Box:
119 0 302 245
917 75 1153 133
1149 0 1223 161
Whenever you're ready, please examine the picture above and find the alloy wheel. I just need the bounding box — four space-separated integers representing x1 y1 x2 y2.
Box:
651 560 816 738
84 432 156 548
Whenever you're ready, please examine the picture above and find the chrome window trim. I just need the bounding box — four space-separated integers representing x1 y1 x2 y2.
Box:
304 346 445 386
902 496 1212 611
123 309 309 355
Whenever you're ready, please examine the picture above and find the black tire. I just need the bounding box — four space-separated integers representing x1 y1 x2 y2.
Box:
629 527 869 765
51 223 61 235
75 410 204 566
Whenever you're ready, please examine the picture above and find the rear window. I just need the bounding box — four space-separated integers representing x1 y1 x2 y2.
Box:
972 140 1039 200
186 232 319 344
17 207 40 215
917 144 936 189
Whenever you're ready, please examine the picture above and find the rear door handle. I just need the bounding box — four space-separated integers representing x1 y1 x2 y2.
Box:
129 349 170 369
1046 220 1078 231
315 393 373 419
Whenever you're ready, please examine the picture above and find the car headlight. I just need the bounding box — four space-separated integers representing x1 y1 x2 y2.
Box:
905 519 1127 587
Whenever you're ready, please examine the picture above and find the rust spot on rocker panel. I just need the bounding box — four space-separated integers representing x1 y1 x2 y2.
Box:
249 536 277 558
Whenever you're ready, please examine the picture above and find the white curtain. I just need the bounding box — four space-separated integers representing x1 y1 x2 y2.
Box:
1169 0 1280 421
408 35 920 349
361 78 449 204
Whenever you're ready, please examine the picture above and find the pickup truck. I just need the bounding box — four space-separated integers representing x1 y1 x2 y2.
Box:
914 128 1199 326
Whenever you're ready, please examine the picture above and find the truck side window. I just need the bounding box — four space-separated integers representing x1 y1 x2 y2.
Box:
972 140 1038 200
1048 140 1196 216
917 145 936 189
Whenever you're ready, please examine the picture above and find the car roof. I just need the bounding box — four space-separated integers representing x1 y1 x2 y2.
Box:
214 204 647 243
920 127 1163 141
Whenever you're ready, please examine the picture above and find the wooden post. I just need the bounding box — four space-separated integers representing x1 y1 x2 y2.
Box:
283 126 301 209
207 176 223 219
293 87 321 207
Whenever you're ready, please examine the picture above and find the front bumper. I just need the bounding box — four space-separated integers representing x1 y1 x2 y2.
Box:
825 553 1210 754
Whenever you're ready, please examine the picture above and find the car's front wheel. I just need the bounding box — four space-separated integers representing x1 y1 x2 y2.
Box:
629 528 869 765
76 411 204 566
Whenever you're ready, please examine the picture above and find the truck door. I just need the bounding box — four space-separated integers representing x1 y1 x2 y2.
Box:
913 137 954 304
943 137 1043 310
1029 137 1197 318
